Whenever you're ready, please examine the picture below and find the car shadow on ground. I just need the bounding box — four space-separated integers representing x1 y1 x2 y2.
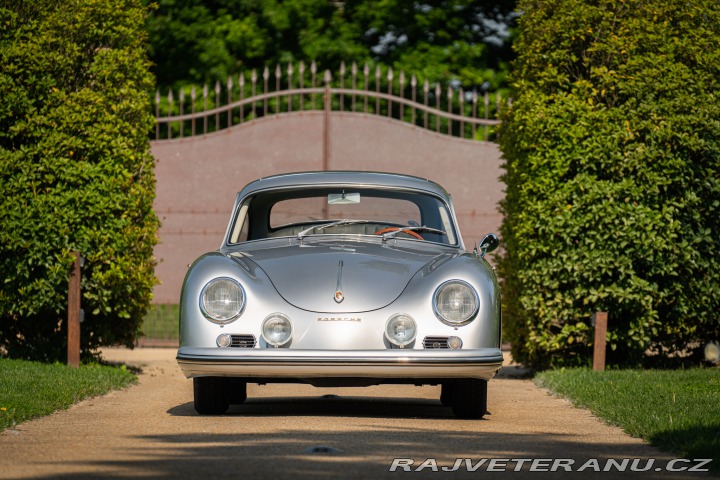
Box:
166 363 528 419
167 395 486 420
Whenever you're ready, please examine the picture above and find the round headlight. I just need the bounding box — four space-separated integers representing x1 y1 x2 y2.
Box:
385 314 417 348
200 277 245 323
262 313 292 347
433 280 479 326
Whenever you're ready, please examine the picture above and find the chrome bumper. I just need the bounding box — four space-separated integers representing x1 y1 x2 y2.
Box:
177 347 503 380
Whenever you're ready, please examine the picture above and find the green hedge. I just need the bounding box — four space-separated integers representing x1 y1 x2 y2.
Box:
0 0 158 361
499 0 720 368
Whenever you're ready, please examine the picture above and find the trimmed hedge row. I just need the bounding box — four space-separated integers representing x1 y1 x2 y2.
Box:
499 0 720 368
0 0 158 361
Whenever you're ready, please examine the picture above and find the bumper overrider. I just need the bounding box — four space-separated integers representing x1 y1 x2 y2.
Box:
176 347 503 380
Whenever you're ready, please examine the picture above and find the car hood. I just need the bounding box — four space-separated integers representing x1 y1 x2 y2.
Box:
236 240 449 313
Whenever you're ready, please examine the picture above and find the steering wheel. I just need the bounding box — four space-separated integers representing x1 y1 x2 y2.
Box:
373 227 424 240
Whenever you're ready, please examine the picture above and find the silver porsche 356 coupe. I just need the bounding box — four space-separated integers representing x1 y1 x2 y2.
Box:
176 171 502 418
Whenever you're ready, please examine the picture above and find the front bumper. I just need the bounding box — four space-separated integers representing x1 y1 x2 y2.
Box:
176 347 503 380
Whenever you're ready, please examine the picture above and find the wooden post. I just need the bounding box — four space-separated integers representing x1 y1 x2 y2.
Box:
67 252 82 368
592 312 608 371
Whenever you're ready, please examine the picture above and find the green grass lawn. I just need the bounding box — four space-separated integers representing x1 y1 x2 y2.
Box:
0 359 136 431
535 368 720 473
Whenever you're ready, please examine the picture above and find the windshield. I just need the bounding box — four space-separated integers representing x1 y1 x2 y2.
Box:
228 187 458 246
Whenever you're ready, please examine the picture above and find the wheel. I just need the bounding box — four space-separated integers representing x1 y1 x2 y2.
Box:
193 377 230 414
373 227 424 240
227 378 247 405
440 382 454 407
451 379 487 419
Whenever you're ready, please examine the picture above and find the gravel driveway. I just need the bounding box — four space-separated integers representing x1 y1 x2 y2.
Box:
0 348 709 479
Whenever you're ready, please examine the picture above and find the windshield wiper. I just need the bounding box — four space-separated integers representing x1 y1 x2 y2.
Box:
297 219 370 240
381 226 447 241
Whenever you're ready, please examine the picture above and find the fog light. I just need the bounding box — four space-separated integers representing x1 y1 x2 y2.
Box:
262 313 292 347
448 336 463 349
217 333 232 348
385 314 417 348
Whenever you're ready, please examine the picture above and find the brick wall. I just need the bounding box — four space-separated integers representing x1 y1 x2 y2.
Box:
150 111 503 303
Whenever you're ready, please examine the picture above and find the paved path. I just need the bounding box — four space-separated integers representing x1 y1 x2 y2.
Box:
0 348 710 479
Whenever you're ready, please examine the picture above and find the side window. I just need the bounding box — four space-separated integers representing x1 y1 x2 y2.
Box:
438 205 457 245
229 203 250 243
238 210 249 242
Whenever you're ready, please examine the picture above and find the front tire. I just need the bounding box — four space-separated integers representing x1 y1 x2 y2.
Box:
228 378 247 405
440 383 454 407
451 379 487 419
193 377 230 414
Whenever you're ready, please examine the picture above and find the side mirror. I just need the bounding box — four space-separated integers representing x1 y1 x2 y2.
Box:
477 233 499 258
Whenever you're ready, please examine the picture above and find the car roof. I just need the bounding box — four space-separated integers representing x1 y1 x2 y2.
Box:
236 171 451 200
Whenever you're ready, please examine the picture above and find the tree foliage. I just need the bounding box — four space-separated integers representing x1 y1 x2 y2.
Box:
0 0 158 361
499 0 720 368
144 0 517 92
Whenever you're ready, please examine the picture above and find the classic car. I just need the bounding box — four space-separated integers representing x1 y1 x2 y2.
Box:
176 171 502 418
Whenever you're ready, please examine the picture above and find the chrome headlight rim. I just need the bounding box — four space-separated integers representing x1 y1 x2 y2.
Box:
433 279 480 327
199 277 246 324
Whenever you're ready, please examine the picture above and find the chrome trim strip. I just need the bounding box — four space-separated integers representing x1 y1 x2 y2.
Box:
178 355 503 366
177 347 502 365
334 260 344 303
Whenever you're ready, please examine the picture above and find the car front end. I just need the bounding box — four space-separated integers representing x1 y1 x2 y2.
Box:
176 172 502 418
